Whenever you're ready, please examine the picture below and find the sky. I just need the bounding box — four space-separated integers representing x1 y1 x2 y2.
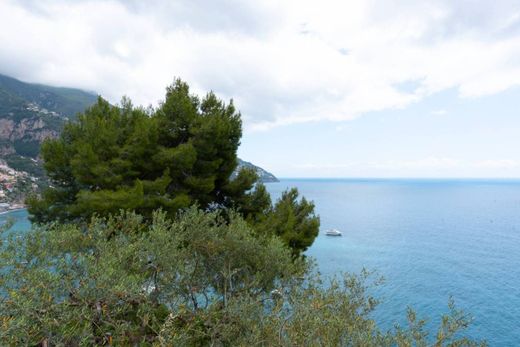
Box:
1 0 520 178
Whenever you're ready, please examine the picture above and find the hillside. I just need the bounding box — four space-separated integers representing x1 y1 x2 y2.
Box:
0 74 98 176
236 159 279 182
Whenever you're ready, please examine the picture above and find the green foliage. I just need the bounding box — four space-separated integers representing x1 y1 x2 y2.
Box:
0 217 14 232
0 208 301 345
0 209 485 346
27 79 319 256
256 188 320 257
28 81 261 223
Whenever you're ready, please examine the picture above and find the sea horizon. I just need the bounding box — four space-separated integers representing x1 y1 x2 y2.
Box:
276 177 520 181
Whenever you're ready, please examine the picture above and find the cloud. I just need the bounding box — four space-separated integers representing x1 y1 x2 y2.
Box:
1 0 520 131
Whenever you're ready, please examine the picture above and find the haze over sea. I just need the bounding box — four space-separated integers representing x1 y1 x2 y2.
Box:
2 178 520 345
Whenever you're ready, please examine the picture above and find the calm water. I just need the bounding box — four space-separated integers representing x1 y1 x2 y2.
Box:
267 179 520 346
2 179 520 345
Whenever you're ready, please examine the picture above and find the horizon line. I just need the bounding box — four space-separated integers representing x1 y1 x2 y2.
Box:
273 177 520 180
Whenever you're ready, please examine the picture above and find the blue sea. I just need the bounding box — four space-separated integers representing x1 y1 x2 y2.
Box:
266 179 520 346
2 179 520 345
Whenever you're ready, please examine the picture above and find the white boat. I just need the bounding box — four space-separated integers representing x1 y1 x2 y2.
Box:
325 228 342 236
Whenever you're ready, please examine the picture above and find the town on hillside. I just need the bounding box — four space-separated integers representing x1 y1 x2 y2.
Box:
0 159 38 213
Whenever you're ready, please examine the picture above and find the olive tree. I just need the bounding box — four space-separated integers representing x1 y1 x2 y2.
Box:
0 209 484 346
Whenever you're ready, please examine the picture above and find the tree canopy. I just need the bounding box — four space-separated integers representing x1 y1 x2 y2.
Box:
27 79 318 255
28 80 257 222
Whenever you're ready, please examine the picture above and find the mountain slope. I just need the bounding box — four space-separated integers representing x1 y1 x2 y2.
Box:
0 74 98 175
0 74 97 118
236 159 279 182
0 74 98 151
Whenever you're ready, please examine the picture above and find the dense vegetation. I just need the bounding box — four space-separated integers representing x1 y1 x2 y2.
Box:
0 209 483 346
28 79 318 256
0 79 484 345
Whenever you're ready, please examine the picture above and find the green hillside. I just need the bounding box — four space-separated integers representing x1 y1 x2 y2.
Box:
0 74 98 177
236 159 279 182
0 74 97 118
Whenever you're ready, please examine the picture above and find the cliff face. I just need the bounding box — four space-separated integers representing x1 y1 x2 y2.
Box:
0 116 58 156
0 143 15 156
1 117 48 140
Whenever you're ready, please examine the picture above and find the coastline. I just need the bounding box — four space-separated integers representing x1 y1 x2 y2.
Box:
0 206 27 215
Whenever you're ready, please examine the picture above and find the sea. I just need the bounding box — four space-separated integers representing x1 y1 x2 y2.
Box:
2 179 520 345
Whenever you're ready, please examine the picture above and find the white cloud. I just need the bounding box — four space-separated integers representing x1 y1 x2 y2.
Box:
1 0 520 131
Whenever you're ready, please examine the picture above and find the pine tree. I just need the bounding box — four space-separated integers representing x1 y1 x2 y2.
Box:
27 79 318 256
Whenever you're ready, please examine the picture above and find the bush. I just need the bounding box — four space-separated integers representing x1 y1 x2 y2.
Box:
0 209 484 346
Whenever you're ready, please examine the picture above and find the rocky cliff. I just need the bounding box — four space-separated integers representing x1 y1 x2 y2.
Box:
0 115 59 156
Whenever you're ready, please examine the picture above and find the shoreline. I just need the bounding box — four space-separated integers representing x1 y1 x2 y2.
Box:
0 207 27 215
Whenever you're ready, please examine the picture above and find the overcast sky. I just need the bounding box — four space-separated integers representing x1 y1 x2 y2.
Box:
1 0 520 177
